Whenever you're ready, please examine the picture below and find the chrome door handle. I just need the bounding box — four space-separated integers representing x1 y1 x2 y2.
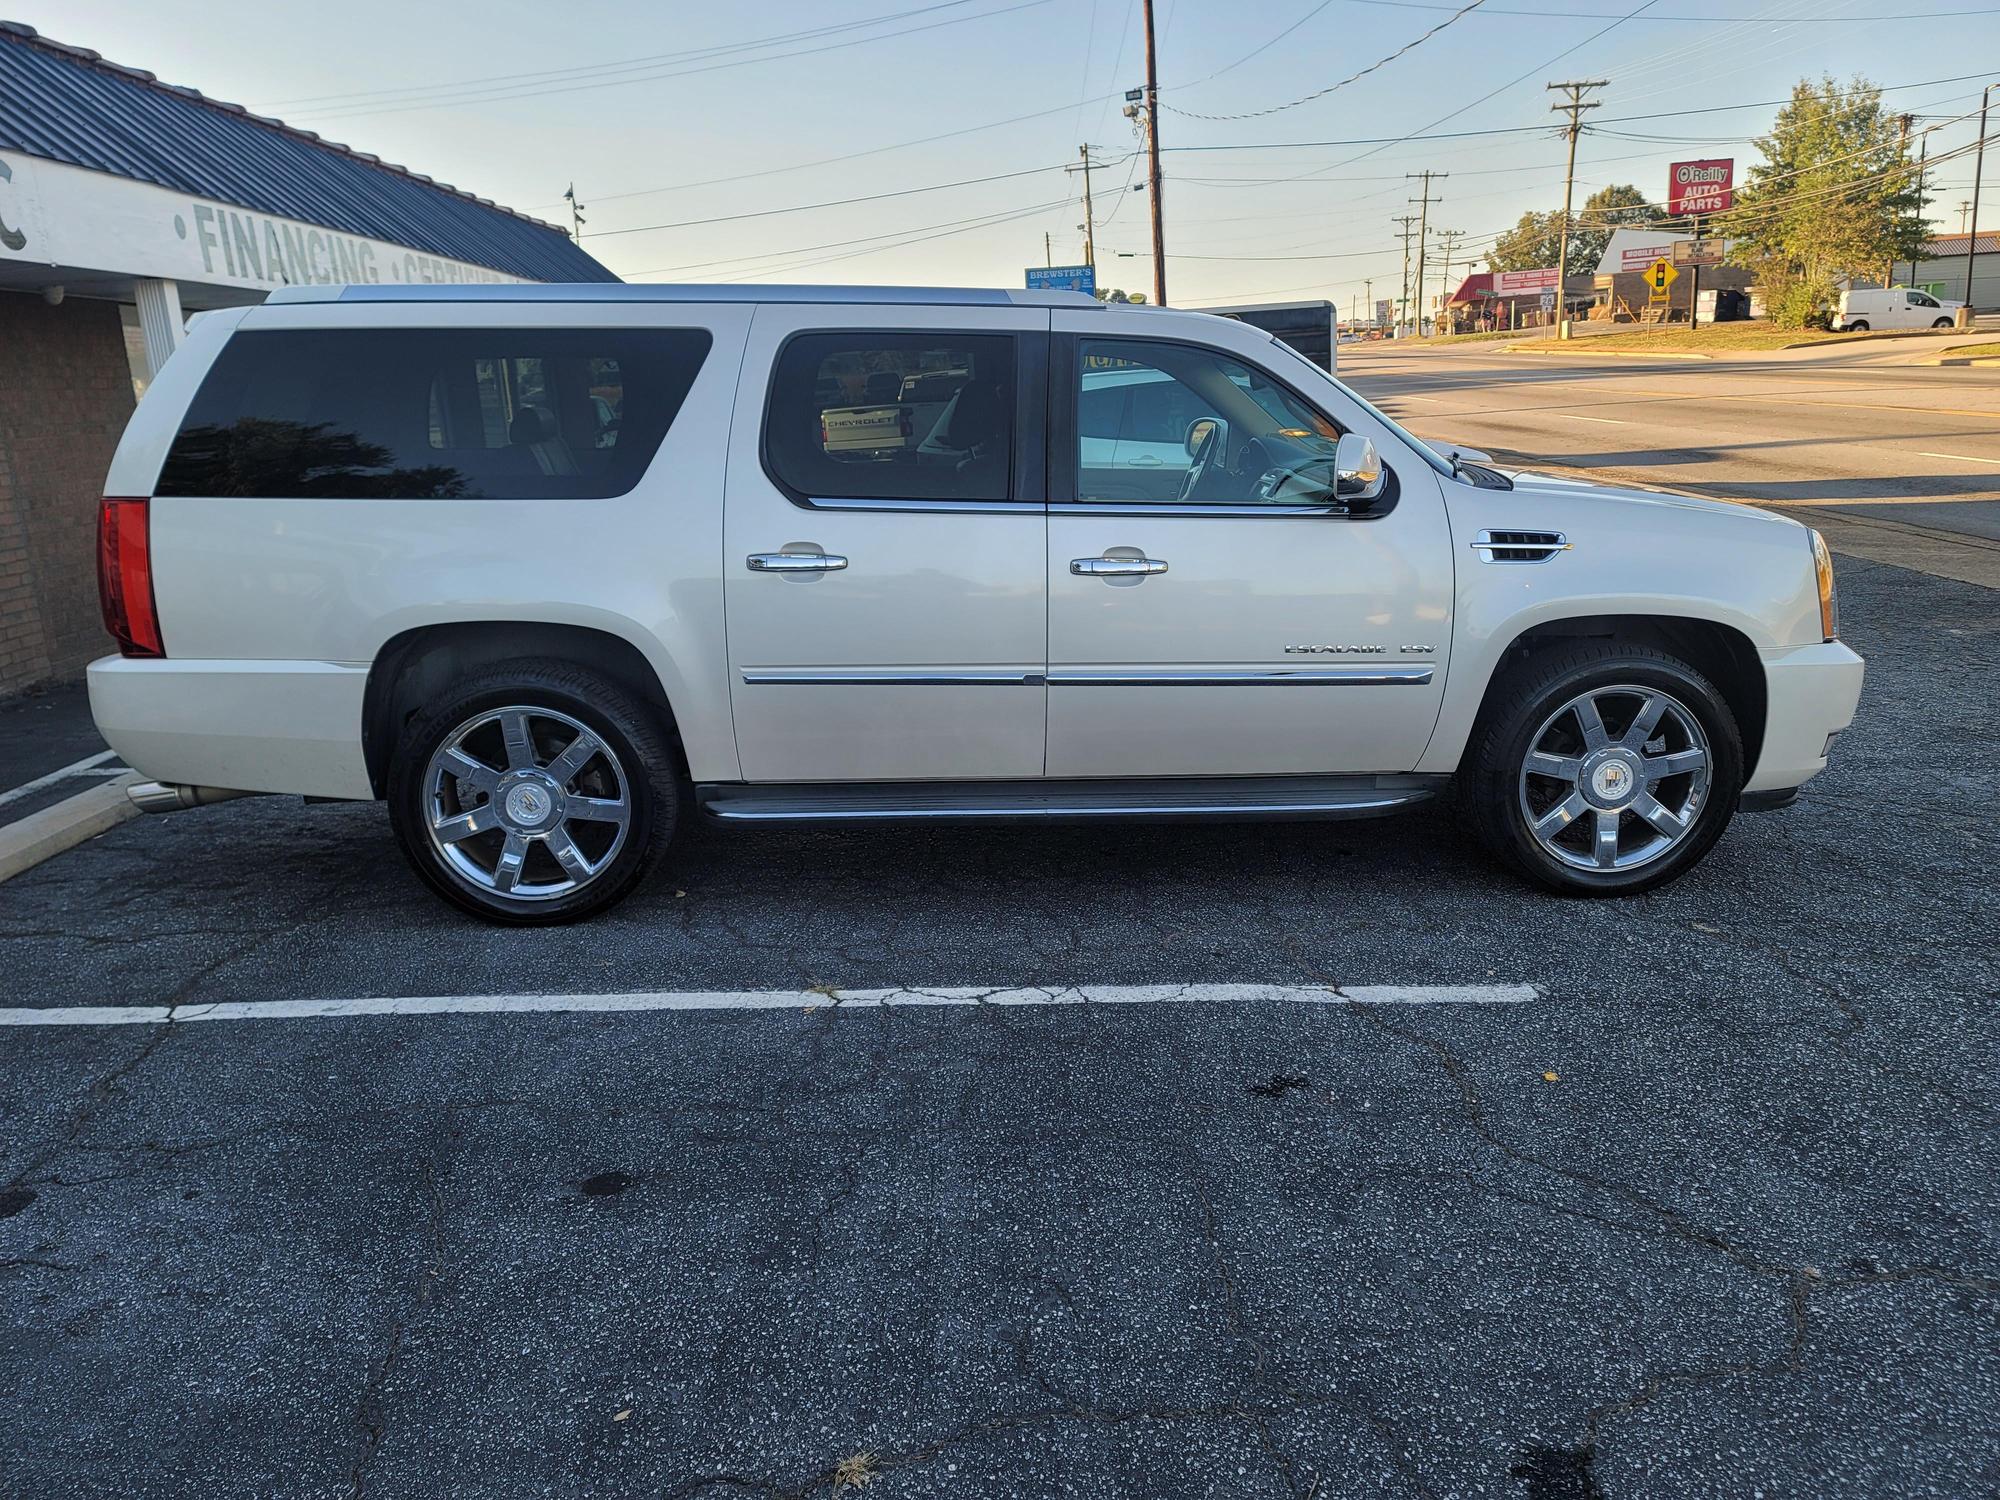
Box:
747 552 848 573
1071 556 1168 577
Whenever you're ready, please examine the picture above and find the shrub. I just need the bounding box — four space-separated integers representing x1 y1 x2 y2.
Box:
1767 278 1835 330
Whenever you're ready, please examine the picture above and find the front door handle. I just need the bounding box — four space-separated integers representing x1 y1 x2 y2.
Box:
1071 556 1168 577
747 552 848 573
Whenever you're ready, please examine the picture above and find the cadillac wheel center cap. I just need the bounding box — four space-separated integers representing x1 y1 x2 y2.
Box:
1591 758 1635 804
505 782 554 827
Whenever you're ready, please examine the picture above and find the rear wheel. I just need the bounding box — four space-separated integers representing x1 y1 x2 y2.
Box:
388 661 678 924
1846 320 1869 332
1458 644 1744 896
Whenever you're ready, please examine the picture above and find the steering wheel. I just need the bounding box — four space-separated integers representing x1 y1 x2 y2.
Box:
1176 422 1221 502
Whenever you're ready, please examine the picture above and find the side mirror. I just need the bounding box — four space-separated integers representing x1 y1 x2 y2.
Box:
1334 433 1385 504
1185 416 1226 458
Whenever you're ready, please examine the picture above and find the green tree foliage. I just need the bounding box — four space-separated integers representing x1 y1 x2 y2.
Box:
1487 185 1653 273
1723 75 1927 320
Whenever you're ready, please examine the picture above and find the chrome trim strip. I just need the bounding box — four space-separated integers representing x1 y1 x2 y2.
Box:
804 496 1047 515
1046 666 1434 687
1055 502 1372 520
707 794 1422 822
740 668 1044 686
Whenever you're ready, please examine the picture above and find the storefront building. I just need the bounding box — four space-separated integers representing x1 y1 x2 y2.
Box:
0 22 614 695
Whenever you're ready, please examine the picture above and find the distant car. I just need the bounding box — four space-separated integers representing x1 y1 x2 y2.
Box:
1831 287 1962 332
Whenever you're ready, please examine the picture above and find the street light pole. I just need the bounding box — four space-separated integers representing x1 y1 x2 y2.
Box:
1548 80 1606 341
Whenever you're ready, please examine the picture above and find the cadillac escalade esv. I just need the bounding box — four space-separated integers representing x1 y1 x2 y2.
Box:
89 284 1863 923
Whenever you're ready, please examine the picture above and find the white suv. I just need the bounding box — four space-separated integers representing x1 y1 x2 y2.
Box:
90 285 1863 923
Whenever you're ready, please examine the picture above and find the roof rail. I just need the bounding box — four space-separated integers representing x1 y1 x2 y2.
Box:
266 283 1104 308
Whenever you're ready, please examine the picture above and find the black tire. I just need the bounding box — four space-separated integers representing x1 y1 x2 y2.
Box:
1933 317 1954 329
387 659 679 924
1847 320 1869 332
1456 643 1745 897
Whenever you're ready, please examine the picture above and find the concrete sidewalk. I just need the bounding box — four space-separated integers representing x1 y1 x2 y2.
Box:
0 676 134 880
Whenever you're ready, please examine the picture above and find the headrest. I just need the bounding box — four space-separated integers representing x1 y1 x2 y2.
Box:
510 405 556 445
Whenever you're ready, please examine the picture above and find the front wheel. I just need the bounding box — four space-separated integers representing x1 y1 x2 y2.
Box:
388 661 679 924
1934 317 1954 329
1458 645 1744 896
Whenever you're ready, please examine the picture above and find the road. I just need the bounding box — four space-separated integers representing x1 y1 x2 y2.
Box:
2 351 1996 1499
1342 338 2000 587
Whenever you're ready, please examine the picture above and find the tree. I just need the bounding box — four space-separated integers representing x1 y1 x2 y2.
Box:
1095 288 1149 304
1722 75 1927 322
1487 184 1652 273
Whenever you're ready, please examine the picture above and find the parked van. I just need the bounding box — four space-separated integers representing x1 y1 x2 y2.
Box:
90 284 1861 923
1831 286 1962 332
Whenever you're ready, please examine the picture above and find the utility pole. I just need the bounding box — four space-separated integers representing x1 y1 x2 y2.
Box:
1909 132 1929 287
1392 213 1419 337
1548 80 1606 341
1045 231 1052 268
1364 276 1374 329
1406 173 1445 336
1067 146 1100 273
1965 83 1990 315
1890 113 1914 287
1142 0 1167 306
1433 228 1465 333
563 182 586 243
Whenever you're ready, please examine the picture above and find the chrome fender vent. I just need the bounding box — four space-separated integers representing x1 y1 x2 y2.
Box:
1471 529 1571 564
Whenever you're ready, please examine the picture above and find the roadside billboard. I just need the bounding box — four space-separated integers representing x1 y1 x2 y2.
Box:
1027 264 1096 295
1494 267 1559 296
1667 159 1734 217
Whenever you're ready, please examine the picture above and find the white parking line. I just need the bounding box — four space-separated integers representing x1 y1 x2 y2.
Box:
1549 413 1629 425
0 983 1538 1027
0 749 119 811
1916 450 2000 465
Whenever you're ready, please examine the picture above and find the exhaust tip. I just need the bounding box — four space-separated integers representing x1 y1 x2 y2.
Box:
127 781 261 814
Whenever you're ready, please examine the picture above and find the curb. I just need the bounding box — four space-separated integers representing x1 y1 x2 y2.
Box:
1514 347 1712 360
0 772 141 884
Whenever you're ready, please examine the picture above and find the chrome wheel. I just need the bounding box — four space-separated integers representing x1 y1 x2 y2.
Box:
422 705 631 902
1517 684 1712 873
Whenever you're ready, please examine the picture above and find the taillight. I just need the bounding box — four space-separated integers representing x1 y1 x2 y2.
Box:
820 416 829 446
97 497 164 658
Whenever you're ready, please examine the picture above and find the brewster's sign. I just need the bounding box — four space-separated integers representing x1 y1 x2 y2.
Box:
1668 159 1735 217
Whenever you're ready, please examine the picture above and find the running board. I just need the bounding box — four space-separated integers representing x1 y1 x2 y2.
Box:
696 775 1445 824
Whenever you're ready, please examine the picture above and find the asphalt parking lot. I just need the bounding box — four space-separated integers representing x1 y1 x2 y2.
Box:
2 557 1995 1499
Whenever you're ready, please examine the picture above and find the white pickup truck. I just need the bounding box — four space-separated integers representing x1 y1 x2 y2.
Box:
88 284 1862 924
818 367 968 457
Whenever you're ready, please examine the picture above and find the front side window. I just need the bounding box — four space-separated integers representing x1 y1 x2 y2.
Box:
159 327 710 500
1072 339 1343 505
765 332 1016 503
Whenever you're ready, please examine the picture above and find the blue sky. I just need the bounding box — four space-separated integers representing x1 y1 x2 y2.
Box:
21 0 2000 311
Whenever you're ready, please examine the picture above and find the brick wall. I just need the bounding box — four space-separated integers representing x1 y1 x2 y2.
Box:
0 292 135 696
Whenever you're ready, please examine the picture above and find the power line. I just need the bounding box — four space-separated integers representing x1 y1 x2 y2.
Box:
1343 0 2000 17
1162 0 1491 122
281 0 1055 121
1171 0 1338 89
582 161 1105 239
260 0 991 109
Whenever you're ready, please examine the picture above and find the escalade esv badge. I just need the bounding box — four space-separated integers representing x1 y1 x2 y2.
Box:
1284 643 1434 655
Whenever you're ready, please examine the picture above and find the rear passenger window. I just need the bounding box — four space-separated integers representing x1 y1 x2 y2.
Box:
764 332 1015 503
158 328 711 500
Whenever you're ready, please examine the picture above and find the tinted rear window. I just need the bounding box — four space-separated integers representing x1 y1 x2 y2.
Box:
157 327 711 500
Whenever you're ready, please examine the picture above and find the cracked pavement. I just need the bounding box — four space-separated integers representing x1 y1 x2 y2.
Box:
1 561 1995 1498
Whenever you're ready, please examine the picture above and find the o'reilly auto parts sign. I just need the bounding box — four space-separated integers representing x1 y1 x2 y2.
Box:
1668 159 1734 217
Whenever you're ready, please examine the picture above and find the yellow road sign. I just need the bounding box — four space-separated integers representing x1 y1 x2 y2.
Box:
1645 257 1679 292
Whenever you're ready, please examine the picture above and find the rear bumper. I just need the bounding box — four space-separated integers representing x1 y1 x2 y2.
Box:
1746 640 1864 794
87 656 374 801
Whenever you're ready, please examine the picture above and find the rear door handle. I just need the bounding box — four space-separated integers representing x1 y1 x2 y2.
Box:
1071 556 1168 577
747 552 848 573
